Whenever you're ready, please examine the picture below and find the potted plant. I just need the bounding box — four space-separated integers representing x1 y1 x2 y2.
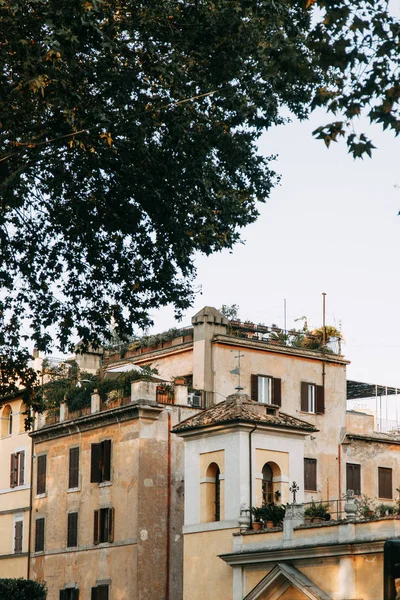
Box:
251 507 263 531
260 504 275 529
357 494 376 519
271 504 286 527
304 500 330 523
376 503 395 517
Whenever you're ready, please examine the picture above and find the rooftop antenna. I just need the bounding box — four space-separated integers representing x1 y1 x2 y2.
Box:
230 351 244 392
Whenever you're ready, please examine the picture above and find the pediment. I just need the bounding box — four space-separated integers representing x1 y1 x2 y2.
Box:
243 563 332 600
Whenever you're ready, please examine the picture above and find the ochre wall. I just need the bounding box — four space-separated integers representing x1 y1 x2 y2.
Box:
183 528 236 600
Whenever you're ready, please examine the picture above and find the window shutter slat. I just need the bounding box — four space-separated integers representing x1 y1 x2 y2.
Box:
102 440 111 482
98 586 109 600
91 589 98 600
93 510 99 545
346 463 361 495
19 451 25 486
60 591 66 600
14 520 23 553
91 444 102 483
67 513 78 548
301 382 308 412
108 507 114 543
273 378 281 406
69 448 79 489
379 467 392 499
37 455 47 495
73 589 80 600
35 518 45 552
10 453 17 488
251 375 258 401
316 385 325 414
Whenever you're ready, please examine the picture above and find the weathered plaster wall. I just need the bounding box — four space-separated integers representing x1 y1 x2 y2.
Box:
135 348 194 383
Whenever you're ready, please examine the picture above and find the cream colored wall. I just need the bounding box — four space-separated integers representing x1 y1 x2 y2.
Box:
0 398 31 577
346 411 375 435
342 439 400 500
199 450 225 522
183 529 236 600
212 344 347 502
255 448 289 506
134 348 193 382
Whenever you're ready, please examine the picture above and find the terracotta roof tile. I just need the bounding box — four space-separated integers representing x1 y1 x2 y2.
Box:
172 393 316 433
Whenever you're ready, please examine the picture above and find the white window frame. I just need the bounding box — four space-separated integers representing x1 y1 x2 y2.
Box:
258 376 272 404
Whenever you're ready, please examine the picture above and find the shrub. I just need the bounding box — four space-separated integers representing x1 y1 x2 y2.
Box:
0 579 47 599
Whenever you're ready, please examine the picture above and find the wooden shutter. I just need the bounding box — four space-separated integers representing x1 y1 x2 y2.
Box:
316 385 325 414
37 455 47 495
346 463 361 495
60 591 66 600
73 589 80 600
67 512 78 548
108 508 114 543
91 588 99 600
301 382 308 412
251 375 258 401
91 444 102 483
18 451 25 486
98 586 109 600
304 458 317 491
379 467 392 499
35 518 45 552
69 448 79 489
14 520 23 553
102 440 111 482
272 378 281 406
93 510 100 545
10 453 18 488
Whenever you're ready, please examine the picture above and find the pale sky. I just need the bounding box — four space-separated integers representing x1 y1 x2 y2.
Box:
147 109 400 388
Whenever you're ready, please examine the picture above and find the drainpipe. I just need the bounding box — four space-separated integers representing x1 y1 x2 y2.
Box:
248 425 257 529
27 435 34 580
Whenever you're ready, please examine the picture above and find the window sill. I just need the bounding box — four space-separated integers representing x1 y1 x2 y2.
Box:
99 481 112 488
67 487 80 494
36 493 47 499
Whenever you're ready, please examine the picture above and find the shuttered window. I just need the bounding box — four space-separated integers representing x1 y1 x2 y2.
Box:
14 520 23 553
251 375 282 406
60 589 79 600
304 458 317 491
69 448 80 489
379 467 392 499
10 451 25 488
91 440 112 483
301 382 324 414
67 512 78 548
91 585 109 600
94 508 114 544
37 455 47 495
346 463 361 496
35 518 45 552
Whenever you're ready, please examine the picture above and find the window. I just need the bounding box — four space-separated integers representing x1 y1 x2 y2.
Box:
91 440 111 483
379 467 392 499
346 463 361 496
69 448 80 489
37 455 47 495
215 466 221 522
67 513 78 548
35 518 45 552
91 585 109 600
10 451 25 488
304 458 317 491
300 382 324 414
94 508 114 544
262 464 273 505
251 375 281 406
1 404 12 437
14 519 23 554
60 589 79 600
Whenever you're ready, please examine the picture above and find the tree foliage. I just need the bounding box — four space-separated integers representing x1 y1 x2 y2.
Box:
0 579 47 600
0 0 399 400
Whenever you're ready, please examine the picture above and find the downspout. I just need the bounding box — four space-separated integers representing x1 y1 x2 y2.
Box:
166 412 171 600
27 435 34 580
249 425 257 529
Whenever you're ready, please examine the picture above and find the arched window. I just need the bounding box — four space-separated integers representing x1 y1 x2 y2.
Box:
206 462 221 522
1 405 12 437
262 463 273 506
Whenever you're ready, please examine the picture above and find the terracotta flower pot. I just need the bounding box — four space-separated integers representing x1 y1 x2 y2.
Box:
312 517 324 524
252 521 262 531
